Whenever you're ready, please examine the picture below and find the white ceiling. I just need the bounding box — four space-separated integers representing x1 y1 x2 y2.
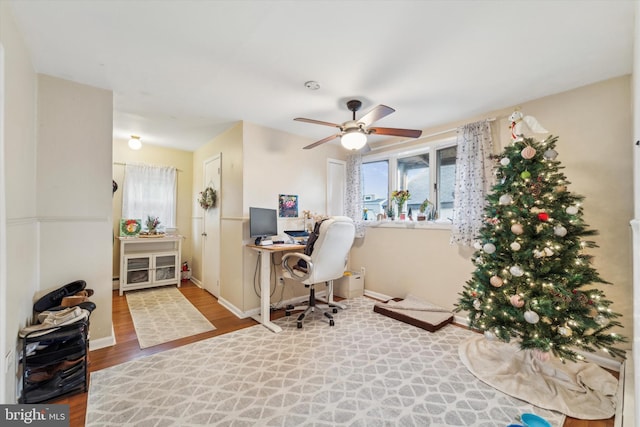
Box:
7 0 636 152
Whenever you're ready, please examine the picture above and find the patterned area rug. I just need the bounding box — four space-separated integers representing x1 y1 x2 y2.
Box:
125 286 216 349
88 297 564 426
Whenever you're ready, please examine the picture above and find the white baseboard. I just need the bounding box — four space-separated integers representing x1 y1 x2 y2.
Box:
363 289 393 302
90 326 116 350
619 350 634 427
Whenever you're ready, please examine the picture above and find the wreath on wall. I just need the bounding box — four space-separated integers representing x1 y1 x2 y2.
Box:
198 186 217 210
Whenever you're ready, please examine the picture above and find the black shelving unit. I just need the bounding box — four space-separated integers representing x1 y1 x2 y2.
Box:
19 319 89 403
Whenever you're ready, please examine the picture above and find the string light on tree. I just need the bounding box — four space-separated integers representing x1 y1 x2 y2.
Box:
455 133 626 362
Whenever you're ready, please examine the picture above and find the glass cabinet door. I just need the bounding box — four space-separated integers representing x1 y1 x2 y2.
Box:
154 254 177 283
125 256 151 285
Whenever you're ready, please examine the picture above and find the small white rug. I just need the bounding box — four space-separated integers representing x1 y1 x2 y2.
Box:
87 297 565 426
126 286 215 349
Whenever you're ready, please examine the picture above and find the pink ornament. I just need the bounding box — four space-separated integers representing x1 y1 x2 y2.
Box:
489 275 504 288
521 146 537 159
510 223 524 235
509 295 524 308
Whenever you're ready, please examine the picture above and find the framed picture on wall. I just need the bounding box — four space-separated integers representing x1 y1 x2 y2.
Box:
120 219 142 236
278 194 298 218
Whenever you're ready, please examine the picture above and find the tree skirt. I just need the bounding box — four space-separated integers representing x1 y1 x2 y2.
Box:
459 335 618 419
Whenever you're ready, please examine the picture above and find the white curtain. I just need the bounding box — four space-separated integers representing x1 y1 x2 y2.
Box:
122 164 177 228
344 153 365 238
451 120 494 246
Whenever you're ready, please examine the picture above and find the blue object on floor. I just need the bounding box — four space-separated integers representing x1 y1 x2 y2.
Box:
521 413 552 427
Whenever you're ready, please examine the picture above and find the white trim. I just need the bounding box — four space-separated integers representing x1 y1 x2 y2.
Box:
90 327 116 350
363 289 393 302
621 350 635 427
363 220 453 230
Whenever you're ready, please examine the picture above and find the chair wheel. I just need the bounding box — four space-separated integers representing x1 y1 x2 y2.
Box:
332 308 338 313
297 322 303 329
329 320 335 326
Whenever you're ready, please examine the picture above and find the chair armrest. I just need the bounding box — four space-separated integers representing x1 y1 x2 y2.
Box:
282 252 313 282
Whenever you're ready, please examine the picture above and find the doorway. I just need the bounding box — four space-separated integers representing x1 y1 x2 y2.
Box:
202 154 221 298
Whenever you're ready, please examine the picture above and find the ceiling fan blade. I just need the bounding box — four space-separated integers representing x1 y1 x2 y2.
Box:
368 127 423 138
358 105 395 127
294 117 341 128
303 133 341 150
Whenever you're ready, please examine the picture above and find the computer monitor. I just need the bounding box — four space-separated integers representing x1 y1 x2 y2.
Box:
249 207 278 244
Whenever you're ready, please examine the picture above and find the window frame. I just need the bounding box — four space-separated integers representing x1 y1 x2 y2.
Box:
362 136 456 227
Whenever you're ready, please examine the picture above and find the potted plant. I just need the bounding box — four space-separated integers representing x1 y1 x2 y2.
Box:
419 199 435 221
391 190 410 220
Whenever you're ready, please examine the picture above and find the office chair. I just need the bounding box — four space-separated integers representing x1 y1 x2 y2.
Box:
282 216 355 328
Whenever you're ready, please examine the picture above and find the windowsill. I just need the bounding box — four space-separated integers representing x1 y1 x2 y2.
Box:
363 220 452 230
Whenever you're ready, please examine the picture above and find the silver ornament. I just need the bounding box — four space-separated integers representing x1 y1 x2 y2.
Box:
524 310 540 324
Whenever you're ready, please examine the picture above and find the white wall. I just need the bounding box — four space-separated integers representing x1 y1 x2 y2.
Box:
0 2 38 403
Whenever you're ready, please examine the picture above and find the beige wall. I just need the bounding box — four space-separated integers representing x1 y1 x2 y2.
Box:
191 121 347 313
1 1 39 403
112 139 194 278
192 123 244 309
351 76 634 345
241 122 346 311
36 74 114 344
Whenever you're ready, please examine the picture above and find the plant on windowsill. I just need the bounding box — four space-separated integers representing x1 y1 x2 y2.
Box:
418 198 436 221
391 190 410 220
146 215 160 234
198 186 217 210
386 206 395 221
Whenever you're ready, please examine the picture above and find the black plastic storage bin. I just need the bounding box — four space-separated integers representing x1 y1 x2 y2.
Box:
19 320 89 403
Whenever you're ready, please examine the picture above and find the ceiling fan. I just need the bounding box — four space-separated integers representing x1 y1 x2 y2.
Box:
294 99 423 150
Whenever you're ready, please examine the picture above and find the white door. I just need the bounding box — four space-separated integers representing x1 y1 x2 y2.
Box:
203 154 221 298
327 159 346 216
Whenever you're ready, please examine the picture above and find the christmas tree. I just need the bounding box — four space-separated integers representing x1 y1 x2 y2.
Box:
455 134 626 362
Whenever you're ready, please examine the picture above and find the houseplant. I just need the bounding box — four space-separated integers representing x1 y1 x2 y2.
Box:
391 190 410 220
419 198 435 221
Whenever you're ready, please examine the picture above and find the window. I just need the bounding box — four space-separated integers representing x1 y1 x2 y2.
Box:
361 160 389 220
122 164 177 229
361 138 456 222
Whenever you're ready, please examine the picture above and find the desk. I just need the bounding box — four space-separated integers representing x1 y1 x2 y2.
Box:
247 243 305 333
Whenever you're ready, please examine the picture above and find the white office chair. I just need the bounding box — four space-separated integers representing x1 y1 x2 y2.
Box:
282 216 356 328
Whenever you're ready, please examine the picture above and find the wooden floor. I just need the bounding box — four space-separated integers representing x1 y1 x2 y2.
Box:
51 282 614 427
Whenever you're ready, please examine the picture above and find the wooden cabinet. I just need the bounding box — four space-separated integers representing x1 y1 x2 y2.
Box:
118 236 183 295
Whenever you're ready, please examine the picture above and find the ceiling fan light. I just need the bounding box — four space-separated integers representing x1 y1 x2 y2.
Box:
128 135 142 150
341 129 367 150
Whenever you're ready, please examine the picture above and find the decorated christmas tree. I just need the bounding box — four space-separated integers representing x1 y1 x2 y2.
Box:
455 132 626 362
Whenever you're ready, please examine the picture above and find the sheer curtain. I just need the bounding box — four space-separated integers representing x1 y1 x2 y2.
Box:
122 164 177 228
344 153 365 238
451 120 494 246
